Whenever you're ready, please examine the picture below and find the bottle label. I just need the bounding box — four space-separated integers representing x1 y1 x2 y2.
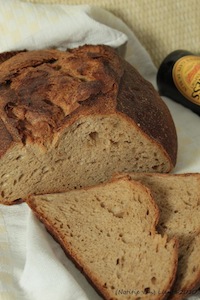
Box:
172 55 200 106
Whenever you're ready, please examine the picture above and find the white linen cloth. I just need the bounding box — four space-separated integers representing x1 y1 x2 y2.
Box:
0 1 199 300
0 0 127 52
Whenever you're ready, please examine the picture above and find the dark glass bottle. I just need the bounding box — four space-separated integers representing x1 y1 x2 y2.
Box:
157 50 200 116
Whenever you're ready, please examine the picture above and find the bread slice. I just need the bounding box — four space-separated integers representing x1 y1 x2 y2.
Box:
25 177 178 300
0 44 177 205
115 173 200 300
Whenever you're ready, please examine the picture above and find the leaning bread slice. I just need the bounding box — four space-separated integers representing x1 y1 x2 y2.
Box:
25 178 178 300
115 173 200 300
0 44 177 205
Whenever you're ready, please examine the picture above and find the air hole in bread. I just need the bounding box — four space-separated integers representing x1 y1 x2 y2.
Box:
152 165 159 170
144 287 150 294
16 155 23 160
116 271 121 279
192 266 197 273
183 200 192 207
89 131 98 141
42 166 50 174
108 206 125 218
151 276 156 284
110 139 118 146
54 159 65 164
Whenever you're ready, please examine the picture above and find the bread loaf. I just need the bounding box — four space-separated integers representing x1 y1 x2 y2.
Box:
115 173 200 300
0 45 177 205
26 177 178 300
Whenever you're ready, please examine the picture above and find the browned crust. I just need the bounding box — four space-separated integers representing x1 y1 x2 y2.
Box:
0 50 27 65
116 172 200 180
170 281 200 300
0 45 177 169
0 118 14 157
116 61 177 168
4 198 24 206
170 234 200 300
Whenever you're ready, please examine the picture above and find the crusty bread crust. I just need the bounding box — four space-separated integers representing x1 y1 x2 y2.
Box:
116 61 177 167
0 45 177 164
0 46 122 150
0 50 27 65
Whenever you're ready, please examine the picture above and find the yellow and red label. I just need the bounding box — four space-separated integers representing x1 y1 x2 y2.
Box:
172 55 200 105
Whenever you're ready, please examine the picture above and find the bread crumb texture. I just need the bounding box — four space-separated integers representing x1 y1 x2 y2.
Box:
119 173 200 300
26 178 178 300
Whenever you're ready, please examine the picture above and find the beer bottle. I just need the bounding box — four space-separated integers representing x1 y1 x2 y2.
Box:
157 50 200 116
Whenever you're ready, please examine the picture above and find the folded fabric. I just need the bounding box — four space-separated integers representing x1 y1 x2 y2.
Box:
0 2 200 300
0 0 127 52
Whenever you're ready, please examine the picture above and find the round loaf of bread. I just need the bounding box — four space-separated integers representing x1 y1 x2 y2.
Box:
0 45 177 204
